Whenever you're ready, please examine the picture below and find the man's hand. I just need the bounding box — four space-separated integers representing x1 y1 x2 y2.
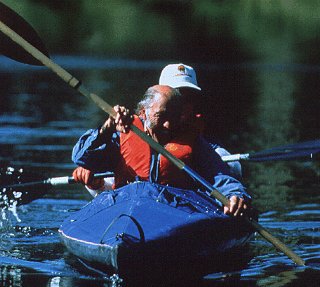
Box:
223 195 249 217
72 166 104 190
100 105 133 135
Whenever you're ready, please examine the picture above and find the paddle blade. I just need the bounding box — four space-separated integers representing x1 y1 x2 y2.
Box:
0 2 49 65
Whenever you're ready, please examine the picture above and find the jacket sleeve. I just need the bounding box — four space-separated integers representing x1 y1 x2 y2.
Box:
194 137 251 202
72 128 120 173
211 174 251 202
214 147 242 179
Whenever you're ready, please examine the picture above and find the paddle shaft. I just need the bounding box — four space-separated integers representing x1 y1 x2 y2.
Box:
222 139 320 162
2 172 114 190
0 20 305 266
222 151 317 162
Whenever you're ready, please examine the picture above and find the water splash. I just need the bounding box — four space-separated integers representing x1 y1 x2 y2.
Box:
1 188 22 223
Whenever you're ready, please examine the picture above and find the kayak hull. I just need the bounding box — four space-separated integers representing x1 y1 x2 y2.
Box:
59 181 254 278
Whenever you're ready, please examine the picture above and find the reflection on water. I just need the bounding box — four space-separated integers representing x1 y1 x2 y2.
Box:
0 57 319 286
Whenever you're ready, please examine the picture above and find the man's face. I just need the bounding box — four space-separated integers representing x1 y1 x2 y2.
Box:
145 93 180 134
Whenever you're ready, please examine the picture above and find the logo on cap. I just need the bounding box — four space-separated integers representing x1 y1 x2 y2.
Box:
178 65 186 73
176 64 192 78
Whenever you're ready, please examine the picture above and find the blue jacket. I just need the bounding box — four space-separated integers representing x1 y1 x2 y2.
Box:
72 127 250 202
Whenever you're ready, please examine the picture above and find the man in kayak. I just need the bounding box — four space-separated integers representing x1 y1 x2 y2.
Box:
72 85 251 217
158 63 242 179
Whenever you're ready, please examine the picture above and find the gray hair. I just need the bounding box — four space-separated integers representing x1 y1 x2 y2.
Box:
136 85 183 114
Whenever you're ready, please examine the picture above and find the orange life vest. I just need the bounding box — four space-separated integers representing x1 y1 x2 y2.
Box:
114 116 198 189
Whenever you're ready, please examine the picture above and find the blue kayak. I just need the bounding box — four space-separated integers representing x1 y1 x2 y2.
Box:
59 181 254 279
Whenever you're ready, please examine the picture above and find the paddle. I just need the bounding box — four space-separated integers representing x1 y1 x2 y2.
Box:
0 1 49 65
2 171 114 190
222 139 320 162
0 3 305 266
0 165 114 208
0 164 45 207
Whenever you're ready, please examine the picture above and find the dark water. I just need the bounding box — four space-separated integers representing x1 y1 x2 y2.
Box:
0 56 320 286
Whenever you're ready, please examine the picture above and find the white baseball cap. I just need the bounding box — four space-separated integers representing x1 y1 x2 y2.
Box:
159 63 201 90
